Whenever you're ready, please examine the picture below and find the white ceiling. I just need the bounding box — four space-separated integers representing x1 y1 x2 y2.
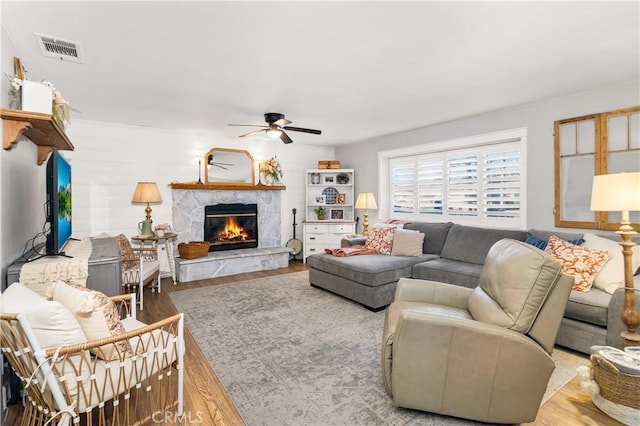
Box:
2 1 639 146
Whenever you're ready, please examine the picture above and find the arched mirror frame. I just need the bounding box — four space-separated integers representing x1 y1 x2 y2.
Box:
204 148 256 185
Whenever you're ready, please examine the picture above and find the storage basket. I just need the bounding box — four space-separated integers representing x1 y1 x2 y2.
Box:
177 241 211 259
590 354 640 425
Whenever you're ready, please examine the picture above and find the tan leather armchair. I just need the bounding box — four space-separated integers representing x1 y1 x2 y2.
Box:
382 239 573 424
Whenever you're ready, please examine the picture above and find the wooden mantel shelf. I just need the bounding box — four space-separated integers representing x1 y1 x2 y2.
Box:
1 108 75 165
170 182 286 191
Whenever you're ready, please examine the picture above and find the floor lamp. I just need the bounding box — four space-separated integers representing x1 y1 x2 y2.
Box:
591 172 640 347
355 192 377 236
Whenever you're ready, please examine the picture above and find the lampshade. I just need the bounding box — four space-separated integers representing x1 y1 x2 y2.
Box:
590 172 640 212
355 192 378 210
131 182 163 204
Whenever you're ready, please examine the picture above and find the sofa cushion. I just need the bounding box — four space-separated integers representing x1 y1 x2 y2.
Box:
51 281 133 360
391 229 425 257
404 222 453 255
307 253 434 287
468 239 563 334
583 233 640 294
564 287 610 326
527 229 585 243
525 232 584 250
364 224 397 255
545 236 611 292
440 224 527 265
411 259 483 288
0 282 87 349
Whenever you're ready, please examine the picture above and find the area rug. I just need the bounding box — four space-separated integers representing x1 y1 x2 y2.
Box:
169 271 588 426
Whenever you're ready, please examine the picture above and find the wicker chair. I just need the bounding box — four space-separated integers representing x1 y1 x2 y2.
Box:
0 291 184 426
115 234 161 310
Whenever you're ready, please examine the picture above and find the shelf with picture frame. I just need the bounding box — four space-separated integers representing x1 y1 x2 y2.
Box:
303 168 356 262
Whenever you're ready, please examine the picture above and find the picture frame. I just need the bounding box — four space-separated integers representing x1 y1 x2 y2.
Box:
336 193 346 204
323 175 335 184
314 195 326 205
330 208 344 220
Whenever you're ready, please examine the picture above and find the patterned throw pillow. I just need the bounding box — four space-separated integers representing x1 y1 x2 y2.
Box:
364 225 397 255
545 235 612 292
115 233 137 270
51 281 133 360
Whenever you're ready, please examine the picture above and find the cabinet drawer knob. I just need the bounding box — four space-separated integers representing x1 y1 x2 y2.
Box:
309 237 316 240
309 248 316 252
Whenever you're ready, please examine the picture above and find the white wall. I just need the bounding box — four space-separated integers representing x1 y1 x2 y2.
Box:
337 81 640 231
64 120 334 240
1 25 49 289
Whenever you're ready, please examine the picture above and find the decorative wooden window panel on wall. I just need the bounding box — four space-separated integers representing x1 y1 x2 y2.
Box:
554 106 640 231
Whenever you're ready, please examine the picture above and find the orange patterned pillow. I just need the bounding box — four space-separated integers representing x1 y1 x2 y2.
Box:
545 235 612 292
364 225 397 255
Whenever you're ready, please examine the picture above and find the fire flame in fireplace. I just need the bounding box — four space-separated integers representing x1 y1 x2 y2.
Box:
217 217 250 242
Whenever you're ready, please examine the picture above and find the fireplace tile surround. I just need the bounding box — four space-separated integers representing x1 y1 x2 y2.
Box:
171 185 291 282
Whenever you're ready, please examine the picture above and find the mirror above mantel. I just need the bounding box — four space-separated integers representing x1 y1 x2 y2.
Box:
204 148 255 185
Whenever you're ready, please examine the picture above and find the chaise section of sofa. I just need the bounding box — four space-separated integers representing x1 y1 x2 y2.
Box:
308 222 454 310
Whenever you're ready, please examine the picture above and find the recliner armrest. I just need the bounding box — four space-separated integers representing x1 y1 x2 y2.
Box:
394 277 472 309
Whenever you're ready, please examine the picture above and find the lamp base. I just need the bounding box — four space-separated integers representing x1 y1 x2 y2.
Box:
362 211 369 236
622 331 640 347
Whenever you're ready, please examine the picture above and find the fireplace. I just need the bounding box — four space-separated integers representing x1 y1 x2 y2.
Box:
204 203 258 252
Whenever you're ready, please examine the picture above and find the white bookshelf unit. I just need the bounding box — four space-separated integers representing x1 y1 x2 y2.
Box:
303 169 356 262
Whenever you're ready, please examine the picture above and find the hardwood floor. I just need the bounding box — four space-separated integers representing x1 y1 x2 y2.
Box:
5 261 619 425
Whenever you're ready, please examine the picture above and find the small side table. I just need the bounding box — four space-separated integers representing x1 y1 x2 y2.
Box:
131 232 178 285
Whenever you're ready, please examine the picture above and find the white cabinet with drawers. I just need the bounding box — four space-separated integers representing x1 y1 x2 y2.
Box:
303 222 356 262
303 168 356 262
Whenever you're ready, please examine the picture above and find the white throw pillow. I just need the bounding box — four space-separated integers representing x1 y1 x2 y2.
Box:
391 229 425 257
583 233 640 294
1 282 86 349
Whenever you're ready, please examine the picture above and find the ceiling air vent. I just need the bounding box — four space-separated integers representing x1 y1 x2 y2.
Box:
34 33 83 63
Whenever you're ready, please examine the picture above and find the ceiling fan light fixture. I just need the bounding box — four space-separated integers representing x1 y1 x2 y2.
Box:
267 127 282 139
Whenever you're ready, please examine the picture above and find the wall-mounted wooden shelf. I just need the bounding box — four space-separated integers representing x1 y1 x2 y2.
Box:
170 182 286 191
1 108 75 165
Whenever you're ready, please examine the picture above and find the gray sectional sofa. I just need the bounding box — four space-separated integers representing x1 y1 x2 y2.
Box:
307 222 640 354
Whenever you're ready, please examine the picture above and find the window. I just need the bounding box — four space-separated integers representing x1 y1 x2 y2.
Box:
554 107 640 231
380 128 527 229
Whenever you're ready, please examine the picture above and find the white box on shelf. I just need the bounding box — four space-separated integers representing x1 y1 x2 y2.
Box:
21 81 52 114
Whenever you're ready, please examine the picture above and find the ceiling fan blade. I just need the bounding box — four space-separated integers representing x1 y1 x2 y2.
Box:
280 130 293 144
228 123 267 128
239 129 267 138
283 126 322 135
273 118 292 127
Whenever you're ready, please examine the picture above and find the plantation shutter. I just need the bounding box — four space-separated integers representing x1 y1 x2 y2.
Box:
447 152 478 217
417 156 444 216
482 144 521 219
391 160 415 214
387 138 523 227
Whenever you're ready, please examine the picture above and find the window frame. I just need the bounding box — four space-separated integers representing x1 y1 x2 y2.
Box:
378 127 528 229
554 106 640 231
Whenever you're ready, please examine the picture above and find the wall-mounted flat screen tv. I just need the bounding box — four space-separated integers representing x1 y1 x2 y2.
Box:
46 150 72 256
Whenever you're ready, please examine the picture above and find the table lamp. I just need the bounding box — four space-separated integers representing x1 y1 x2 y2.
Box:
590 172 640 347
132 182 163 236
355 192 377 236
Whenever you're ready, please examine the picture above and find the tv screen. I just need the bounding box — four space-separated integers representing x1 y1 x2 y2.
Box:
46 150 72 255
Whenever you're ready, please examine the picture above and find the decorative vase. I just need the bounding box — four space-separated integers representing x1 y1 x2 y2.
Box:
263 173 279 186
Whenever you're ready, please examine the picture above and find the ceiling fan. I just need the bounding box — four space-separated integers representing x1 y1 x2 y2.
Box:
228 112 321 144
